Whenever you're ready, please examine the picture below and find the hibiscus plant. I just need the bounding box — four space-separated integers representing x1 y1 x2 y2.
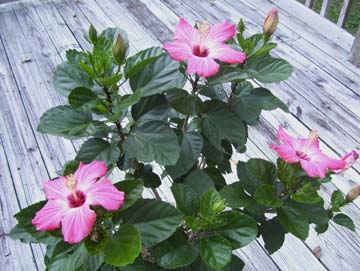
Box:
10 10 359 271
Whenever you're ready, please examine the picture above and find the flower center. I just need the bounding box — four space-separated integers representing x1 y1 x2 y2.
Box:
296 151 311 161
67 190 86 208
193 45 209 57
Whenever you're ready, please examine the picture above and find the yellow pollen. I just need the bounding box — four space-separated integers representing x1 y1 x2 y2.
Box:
65 174 76 190
308 129 319 144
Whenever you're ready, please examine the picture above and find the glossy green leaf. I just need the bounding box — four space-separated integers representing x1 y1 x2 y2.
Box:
37 106 108 139
171 183 200 216
166 88 202 115
200 236 232 270
123 120 180 166
75 138 120 166
154 231 199 269
200 84 228 101
200 100 247 151
183 169 215 196
277 204 309 240
68 87 98 110
104 225 141 267
260 218 285 254
125 47 163 78
165 131 203 179
121 199 183 248
254 184 283 208
213 211 258 249
131 94 172 122
130 54 186 97
53 62 94 97
331 189 345 211
219 182 254 209
333 213 355 231
114 180 144 211
292 182 321 203
200 188 226 219
207 66 248 85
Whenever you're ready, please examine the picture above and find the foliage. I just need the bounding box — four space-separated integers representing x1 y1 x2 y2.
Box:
9 18 357 271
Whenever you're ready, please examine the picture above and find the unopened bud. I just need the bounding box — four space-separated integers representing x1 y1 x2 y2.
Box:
88 24 97 43
346 185 360 201
90 231 100 242
238 19 245 34
113 34 127 65
212 199 226 214
263 8 279 38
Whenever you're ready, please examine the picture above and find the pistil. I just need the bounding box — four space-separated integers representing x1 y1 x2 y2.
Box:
198 20 210 55
66 174 79 201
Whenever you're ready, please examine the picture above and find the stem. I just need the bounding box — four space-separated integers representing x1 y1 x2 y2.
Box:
103 86 126 142
182 115 190 133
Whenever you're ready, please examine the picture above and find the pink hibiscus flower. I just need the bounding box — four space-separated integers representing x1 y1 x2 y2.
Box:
270 126 347 178
163 18 246 77
334 150 359 173
32 161 125 243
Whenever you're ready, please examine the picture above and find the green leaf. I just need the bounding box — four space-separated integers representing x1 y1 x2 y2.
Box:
200 84 228 101
98 74 122 87
88 24 98 43
183 169 215 196
125 47 163 78
260 218 285 254
68 87 98 110
200 235 232 270
199 188 226 219
37 106 108 139
46 242 95 271
245 56 293 83
56 160 80 176
292 182 321 203
75 138 120 166
123 120 180 166
200 100 247 151
207 66 248 85
114 180 144 211
333 214 355 231
166 88 202 115
53 61 94 97
213 211 258 249
165 131 203 179
254 184 283 208
110 91 142 121
130 54 186 97
10 201 59 245
219 182 254 209
140 164 161 189
331 189 345 211
84 228 107 256
237 159 277 194
171 183 200 216
154 231 199 269
204 167 227 190
230 87 288 124
131 94 172 122
104 224 141 267
277 158 300 188
277 204 309 240
121 199 183 248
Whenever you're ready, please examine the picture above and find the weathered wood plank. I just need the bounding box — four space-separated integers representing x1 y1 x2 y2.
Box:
350 26 360 67
270 0 354 51
337 0 353 27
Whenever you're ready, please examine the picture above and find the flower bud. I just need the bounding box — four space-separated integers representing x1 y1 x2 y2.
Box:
263 8 279 38
346 185 360 201
113 33 127 65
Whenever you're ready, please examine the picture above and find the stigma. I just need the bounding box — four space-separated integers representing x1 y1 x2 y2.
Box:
199 20 210 38
66 174 76 190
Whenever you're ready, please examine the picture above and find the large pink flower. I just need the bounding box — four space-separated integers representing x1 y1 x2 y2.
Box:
32 161 125 243
163 18 246 77
270 126 347 178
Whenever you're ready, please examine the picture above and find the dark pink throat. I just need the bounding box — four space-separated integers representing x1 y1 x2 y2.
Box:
193 45 209 57
68 190 86 208
296 151 310 161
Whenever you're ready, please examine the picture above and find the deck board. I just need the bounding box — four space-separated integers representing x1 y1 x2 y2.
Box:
0 0 359 270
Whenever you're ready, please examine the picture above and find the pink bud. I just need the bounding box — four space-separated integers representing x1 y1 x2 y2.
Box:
346 185 360 201
263 8 279 37
334 150 359 173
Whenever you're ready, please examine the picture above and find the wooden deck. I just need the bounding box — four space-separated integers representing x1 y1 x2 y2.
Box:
0 0 359 270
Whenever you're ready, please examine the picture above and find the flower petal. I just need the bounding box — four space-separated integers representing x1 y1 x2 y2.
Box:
209 44 246 64
86 178 125 211
186 56 219 77
44 177 70 200
74 161 107 192
277 125 296 147
174 17 198 43
32 200 68 231
300 160 327 178
271 144 300 163
163 42 192 61
61 205 96 244
207 21 236 42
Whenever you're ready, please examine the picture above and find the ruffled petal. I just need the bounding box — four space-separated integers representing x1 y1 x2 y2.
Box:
32 200 69 231
61 205 96 244
270 144 300 163
163 42 192 61
322 155 345 171
44 177 71 200
207 21 236 42
300 159 327 178
86 178 125 211
174 17 199 44
186 56 219 77
74 161 107 192
209 44 246 64
277 125 297 147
